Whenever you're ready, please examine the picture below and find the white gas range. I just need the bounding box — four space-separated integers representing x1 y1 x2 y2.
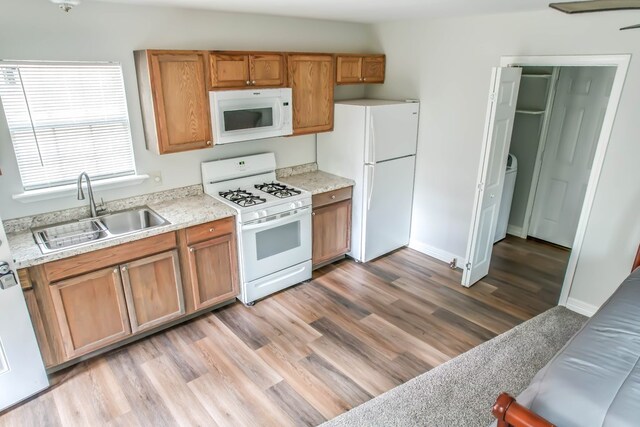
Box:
202 153 312 305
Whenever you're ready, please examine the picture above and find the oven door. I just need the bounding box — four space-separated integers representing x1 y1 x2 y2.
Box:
241 206 312 283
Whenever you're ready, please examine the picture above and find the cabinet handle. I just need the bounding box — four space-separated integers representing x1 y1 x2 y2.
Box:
312 212 316 216
251 80 256 85
331 195 336 200
206 140 212 146
121 266 127 272
189 247 195 253
359 77 363 81
246 80 251 85
363 77 367 82
113 268 118 274
209 228 215 232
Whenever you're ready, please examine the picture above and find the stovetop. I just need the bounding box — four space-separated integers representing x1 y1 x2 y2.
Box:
219 182 304 207
202 154 312 223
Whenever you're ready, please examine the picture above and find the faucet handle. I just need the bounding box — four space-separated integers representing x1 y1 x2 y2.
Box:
96 198 108 215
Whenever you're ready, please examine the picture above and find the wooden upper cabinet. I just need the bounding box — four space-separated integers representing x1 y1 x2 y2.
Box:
287 54 335 136
120 250 185 333
50 267 131 359
336 54 385 84
135 50 212 155
210 52 285 88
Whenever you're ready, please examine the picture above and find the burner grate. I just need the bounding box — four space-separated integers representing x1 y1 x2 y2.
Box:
255 182 302 198
219 189 266 206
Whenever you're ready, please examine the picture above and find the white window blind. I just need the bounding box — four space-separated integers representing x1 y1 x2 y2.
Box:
0 62 136 191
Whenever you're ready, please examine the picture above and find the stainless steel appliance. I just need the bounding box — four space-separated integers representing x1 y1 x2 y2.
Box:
0 216 48 411
210 88 293 144
318 99 420 263
202 153 312 305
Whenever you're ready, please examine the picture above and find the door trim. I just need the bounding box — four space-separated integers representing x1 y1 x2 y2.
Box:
499 54 630 306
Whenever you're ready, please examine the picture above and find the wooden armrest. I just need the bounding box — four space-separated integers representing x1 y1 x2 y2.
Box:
492 393 555 427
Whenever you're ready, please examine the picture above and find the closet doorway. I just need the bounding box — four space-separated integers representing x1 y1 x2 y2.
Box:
463 55 629 313
508 66 616 248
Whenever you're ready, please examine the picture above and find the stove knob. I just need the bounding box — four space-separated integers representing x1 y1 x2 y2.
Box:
260 210 267 217
290 203 296 210
297 200 303 208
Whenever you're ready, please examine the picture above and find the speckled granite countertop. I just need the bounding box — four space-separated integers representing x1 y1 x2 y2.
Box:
8 194 236 269
279 170 354 195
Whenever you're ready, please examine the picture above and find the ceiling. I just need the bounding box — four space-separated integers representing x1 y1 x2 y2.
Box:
88 0 555 23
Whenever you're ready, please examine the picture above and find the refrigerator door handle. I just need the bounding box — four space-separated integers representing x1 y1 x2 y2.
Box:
367 164 375 211
370 114 376 164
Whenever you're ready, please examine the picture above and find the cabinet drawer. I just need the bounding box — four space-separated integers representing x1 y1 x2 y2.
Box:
186 217 235 245
44 232 177 283
312 186 352 208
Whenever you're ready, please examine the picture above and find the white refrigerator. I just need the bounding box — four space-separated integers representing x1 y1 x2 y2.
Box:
318 99 419 263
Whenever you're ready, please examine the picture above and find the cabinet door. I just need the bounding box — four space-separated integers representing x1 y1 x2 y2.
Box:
250 54 285 87
336 56 363 84
312 199 352 266
148 51 212 153
187 233 239 310
362 55 385 83
121 250 185 333
210 53 250 88
50 267 131 359
287 54 335 135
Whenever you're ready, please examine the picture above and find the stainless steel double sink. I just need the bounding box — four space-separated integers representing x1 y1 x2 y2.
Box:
32 207 170 254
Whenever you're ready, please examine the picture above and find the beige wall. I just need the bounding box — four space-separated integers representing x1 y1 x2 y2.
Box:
0 0 374 219
367 9 640 311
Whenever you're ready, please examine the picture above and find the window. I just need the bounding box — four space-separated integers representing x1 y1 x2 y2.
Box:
0 61 136 191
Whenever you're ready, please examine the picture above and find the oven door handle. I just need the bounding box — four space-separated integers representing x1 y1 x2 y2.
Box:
242 207 310 231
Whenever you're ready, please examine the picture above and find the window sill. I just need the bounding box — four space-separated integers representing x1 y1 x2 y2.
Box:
12 174 150 203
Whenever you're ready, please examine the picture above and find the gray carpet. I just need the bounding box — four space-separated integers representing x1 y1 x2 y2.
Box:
322 306 586 427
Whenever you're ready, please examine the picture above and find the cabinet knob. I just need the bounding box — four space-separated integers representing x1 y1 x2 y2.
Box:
209 228 215 232
113 268 119 274
331 195 336 200
206 140 212 146
359 77 363 81
251 80 256 85
189 247 195 253
312 212 316 216
363 77 367 82
246 80 251 85
121 266 127 272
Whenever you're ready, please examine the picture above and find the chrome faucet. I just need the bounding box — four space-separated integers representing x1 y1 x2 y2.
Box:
77 172 104 217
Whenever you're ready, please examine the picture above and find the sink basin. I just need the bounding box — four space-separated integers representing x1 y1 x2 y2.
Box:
32 206 170 254
33 219 109 253
100 208 169 235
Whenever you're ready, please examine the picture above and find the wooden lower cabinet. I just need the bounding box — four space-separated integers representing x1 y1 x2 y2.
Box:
121 250 185 333
23 226 239 370
49 267 131 359
186 234 238 310
312 187 353 267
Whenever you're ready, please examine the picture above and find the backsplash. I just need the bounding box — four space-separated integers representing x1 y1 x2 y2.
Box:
4 185 203 234
275 162 318 178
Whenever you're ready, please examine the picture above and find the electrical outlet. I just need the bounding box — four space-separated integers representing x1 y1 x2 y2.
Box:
149 171 163 186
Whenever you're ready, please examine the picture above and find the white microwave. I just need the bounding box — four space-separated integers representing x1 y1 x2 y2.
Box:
210 88 293 144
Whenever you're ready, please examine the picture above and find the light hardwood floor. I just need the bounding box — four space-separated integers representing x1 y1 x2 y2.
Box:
0 238 569 427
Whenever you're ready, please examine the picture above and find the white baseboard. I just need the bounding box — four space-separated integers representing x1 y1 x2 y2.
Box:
409 239 466 268
506 224 526 238
565 297 598 317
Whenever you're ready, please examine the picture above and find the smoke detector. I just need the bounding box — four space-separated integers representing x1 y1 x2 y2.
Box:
50 0 81 12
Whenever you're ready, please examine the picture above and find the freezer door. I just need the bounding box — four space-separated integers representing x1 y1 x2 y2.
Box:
361 156 416 262
365 103 419 163
0 218 48 411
